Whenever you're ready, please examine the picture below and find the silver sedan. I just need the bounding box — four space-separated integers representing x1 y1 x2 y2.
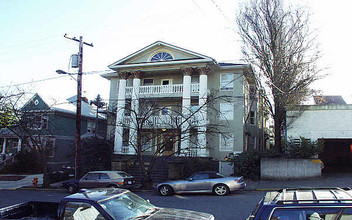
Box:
156 171 246 196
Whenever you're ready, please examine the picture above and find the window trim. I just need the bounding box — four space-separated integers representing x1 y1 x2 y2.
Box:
27 115 48 130
219 133 234 152
141 134 153 152
45 138 55 158
161 79 172 85
87 121 96 134
219 102 234 121
220 73 234 91
142 78 154 86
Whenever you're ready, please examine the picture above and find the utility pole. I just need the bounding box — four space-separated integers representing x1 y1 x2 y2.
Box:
64 34 93 179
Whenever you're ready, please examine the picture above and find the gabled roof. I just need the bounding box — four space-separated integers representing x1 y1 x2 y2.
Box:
21 93 50 111
20 94 105 119
108 41 215 69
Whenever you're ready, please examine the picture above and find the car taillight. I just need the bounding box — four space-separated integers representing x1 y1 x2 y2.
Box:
118 182 124 185
234 180 239 183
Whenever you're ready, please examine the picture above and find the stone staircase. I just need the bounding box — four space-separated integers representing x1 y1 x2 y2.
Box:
112 155 170 184
127 159 169 184
111 155 219 185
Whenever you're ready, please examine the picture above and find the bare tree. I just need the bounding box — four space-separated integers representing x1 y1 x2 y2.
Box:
237 0 322 152
90 94 106 137
1 91 55 187
111 92 230 187
0 91 25 129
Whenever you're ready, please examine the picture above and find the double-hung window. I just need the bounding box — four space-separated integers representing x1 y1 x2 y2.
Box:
220 102 234 120
219 133 234 151
220 73 234 90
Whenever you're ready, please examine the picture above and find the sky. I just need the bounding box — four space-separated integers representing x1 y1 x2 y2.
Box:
1 0 351 105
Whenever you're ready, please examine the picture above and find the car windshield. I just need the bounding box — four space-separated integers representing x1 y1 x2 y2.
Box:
117 172 131 178
216 173 226 178
99 191 156 219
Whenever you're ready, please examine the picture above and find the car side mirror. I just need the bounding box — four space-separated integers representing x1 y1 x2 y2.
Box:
146 199 150 203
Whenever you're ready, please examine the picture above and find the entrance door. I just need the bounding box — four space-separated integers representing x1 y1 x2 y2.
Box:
161 133 175 156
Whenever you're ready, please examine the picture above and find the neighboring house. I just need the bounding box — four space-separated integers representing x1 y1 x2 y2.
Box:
102 41 266 164
0 93 106 171
287 95 352 168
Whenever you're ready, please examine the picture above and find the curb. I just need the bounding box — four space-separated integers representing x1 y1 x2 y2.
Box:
19 187 66 191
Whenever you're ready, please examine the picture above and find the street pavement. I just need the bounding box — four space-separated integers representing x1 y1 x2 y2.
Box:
0 173 351 191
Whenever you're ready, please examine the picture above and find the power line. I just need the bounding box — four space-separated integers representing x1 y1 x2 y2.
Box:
0 35 59 52
0 76 67 88
210 0 232 24
0 70 115 88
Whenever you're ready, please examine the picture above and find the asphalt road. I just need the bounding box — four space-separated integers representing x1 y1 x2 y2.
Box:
0 189 266 220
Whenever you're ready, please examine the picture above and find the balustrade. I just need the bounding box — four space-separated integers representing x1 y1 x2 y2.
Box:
125 83 199 96
121 114 200 128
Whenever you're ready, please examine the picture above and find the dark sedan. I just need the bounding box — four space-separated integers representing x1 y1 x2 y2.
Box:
156 171 246 196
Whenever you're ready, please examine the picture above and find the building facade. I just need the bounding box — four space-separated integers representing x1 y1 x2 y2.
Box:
287 96 352 168
0 94 106 171
103 41 265 161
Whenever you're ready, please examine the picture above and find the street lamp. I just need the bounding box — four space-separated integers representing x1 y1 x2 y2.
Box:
56 69 82 179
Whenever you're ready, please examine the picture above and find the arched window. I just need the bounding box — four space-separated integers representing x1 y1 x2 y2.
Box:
150 52 173 62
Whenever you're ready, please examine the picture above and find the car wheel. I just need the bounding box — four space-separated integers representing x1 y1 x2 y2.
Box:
213 184 229 196
67 184 78 194
159 185 173 196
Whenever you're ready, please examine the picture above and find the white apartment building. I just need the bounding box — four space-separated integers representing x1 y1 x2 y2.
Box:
102 41 265 161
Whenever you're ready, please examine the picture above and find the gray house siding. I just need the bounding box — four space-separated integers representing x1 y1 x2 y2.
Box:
0 94 107 172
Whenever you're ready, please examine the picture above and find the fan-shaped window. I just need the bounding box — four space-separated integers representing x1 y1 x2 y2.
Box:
150 52 173 62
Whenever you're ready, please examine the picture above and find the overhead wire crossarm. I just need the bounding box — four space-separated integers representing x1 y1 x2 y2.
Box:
64 34 93 47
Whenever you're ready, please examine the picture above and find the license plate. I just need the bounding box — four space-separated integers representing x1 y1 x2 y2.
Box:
128 181 132 184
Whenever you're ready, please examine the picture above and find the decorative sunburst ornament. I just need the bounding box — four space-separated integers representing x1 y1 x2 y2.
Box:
151 52 173 62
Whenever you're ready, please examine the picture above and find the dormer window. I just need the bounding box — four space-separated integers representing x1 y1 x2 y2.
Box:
150 52 173 62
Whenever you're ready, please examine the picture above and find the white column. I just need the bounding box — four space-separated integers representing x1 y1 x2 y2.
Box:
17 138 22 152
180 68 192 156
1 138 6 154
198 66 210 157
114 72 129 154
128 71 141 155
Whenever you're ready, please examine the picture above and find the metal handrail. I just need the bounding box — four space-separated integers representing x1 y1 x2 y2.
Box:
0 153 17 169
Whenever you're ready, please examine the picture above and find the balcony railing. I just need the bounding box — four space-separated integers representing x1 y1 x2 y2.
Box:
191 84 199 93
126 83 200 96
120 114 200 128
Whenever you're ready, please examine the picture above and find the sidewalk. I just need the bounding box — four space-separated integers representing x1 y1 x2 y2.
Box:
0 174 43 190
246 173 352 191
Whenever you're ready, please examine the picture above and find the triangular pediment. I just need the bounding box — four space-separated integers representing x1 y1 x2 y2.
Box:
108 41 214 69
21 93 50 111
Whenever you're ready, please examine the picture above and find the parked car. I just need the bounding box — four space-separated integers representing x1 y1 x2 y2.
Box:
247 187 352 220
63 170 136 193
155 171 246 196
0 188 215 219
